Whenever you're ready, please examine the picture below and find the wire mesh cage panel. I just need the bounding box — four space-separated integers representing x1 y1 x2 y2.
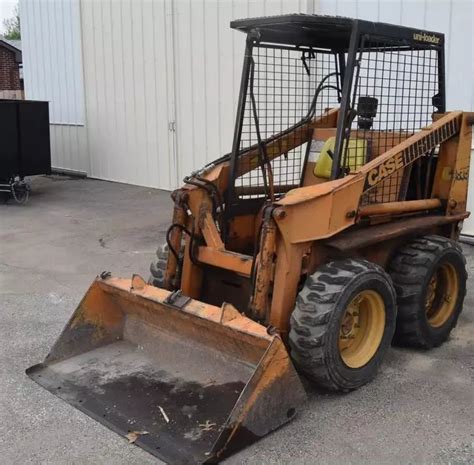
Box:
236 45 340 199
342 40 440 205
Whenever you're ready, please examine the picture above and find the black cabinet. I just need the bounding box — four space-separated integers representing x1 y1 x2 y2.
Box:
0 100 51 180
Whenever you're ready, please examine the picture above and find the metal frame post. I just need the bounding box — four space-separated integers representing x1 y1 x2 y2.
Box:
330 22 360 179
226 35 255 222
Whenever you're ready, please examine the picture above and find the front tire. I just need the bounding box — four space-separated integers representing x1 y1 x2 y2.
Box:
389 235 467 349
289 259 397 392
149 243 169 288
149 243 183 290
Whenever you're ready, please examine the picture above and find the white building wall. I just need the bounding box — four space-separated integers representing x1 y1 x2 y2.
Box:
172 0 312 182
318 0 473 112
21 0 473 197
80 0 312 188
79 0 178 189
20 0 89 174
21 0 312 188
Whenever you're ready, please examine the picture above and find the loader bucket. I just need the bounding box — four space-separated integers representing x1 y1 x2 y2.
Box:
26 275 306 464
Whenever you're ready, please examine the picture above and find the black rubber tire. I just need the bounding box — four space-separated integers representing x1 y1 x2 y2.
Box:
289 259 397 392
389 235 467 349
149 243 169 288
149 243 183 289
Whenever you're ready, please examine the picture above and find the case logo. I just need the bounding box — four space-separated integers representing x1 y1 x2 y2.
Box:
365 150 421 188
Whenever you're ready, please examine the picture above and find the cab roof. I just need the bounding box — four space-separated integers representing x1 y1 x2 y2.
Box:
230 14 444 50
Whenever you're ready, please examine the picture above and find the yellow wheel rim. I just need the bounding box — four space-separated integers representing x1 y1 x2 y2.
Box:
339 290 385 369
425 262 459 328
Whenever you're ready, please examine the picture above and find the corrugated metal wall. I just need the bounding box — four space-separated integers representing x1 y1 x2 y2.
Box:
21 0 472 191
80 0 311 188
20 0 89 174
21 0 85 124
318 0 474 111
172 0 311 182
80 0 177 189
21 0 312 188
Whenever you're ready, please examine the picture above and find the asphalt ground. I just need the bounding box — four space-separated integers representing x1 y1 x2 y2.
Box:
1 175 472 464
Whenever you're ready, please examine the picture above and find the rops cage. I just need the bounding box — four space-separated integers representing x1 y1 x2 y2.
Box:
225 15 446 221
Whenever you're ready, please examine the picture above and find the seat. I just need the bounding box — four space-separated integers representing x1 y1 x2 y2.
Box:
314 136 368 179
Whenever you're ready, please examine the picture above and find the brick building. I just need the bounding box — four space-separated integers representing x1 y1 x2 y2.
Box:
0 39 22 91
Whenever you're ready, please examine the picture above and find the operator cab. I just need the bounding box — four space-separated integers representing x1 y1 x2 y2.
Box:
226 14 444 224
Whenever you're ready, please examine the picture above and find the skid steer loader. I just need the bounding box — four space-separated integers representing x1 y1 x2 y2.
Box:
27 14 473 464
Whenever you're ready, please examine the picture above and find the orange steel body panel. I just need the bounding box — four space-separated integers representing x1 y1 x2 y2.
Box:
358 199 442 217
250 217 277 321
162 111 470 338
201 211 225 249
197 246 253 277
447 113 473 215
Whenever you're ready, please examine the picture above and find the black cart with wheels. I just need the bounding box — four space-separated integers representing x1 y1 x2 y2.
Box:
0 99 51 204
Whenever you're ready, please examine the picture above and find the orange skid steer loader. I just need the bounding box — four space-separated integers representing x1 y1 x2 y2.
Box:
27 15 473 464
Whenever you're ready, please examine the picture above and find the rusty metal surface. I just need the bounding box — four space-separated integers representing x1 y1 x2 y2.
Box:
249 215 277 321
446 113 473 216
323 213 468 252
200 211 225 250
197 247 253 277
200 267 252 313
26 277 306 464
358 198 442 217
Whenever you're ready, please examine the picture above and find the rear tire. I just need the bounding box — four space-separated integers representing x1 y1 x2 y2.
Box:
289 259 397 392
389 235 467 349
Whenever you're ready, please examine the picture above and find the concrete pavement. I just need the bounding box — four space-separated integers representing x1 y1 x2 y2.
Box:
0 175 472 464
